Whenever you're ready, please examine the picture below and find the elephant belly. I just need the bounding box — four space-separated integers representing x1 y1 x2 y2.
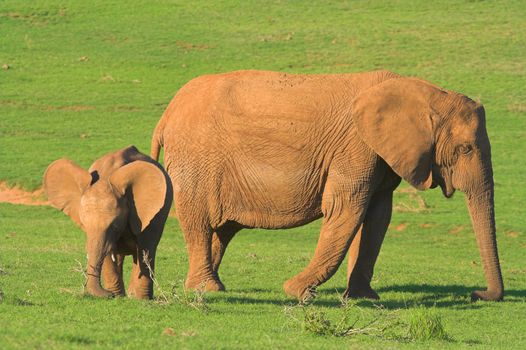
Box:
165 132 327 230
222 162 325 229
234 207 323 230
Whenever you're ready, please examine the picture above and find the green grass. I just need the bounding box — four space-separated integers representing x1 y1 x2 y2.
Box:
1 0 525 348
406 306 450 342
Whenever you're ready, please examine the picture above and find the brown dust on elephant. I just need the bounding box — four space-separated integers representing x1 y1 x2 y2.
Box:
151 70 503 302
44 146 173 299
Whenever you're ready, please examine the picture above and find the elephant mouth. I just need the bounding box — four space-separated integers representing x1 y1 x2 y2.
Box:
433 173 455 198
441 185 455 198
439 178 456 198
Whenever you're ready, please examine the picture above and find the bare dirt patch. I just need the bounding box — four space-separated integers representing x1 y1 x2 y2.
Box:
506 231 520 238
0 181 178 217
394 187 429 213
508 104 526 113
175 40 211 50
43 105 95 112
0 182 49 206
448 225 465 235
0 100 95 112
394 223 408 232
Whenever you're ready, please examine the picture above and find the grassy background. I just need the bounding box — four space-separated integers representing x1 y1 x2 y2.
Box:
1 0 525 348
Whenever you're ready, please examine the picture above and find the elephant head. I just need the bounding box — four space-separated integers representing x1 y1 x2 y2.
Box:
353 77 503 301
43 159 167 297
88 145 152 181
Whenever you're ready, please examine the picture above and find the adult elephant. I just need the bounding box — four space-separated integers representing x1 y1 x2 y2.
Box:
151 70 503 302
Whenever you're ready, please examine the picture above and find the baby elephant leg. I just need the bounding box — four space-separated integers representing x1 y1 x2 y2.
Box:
102 254 125 296
128 233 162 300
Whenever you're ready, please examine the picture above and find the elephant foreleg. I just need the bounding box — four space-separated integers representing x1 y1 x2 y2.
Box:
283 194 369 301
128 233 162 300
345 190 393 300
101 254 125 296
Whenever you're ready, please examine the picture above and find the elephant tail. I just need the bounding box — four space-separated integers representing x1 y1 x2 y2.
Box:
150 117 166 161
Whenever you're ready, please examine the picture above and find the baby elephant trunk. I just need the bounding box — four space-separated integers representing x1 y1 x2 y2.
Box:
85 237 113 298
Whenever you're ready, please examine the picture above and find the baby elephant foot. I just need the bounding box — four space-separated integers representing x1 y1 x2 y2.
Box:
283 278 317 303
127 283 153 300
128 290 152 300
85 279 114 298
108 288 126 298
343 285 380 300
185 276 225 292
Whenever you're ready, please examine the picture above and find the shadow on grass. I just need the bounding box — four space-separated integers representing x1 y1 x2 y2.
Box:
376 283 526 298
209 284 526 308
363 283 526 309
56 335 96 346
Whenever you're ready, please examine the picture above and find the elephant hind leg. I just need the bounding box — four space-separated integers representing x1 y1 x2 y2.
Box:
211 222 242 274
182 224 225 292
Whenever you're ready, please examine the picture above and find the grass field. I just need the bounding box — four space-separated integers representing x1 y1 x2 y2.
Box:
1 1 525 348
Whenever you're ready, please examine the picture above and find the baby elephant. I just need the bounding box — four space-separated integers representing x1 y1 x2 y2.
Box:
44 146 172 299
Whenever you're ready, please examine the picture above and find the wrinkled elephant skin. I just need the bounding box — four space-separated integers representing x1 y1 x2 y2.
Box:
151 70 503 302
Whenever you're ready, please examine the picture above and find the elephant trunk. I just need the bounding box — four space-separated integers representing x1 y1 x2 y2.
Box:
85 237 113 298
465 175 504 301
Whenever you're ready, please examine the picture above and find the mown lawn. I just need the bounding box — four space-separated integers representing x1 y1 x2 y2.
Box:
1 1 525 349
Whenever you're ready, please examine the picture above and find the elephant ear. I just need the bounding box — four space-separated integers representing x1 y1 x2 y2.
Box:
43 159 92 226
109 161 167 235
353 78 437 190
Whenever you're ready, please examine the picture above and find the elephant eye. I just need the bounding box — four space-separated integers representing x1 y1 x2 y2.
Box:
458 144 473 155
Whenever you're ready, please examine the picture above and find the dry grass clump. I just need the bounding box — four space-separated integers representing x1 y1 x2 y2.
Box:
284 299 451 343
142 251 209 312
394 188 430 213
283 301 402 338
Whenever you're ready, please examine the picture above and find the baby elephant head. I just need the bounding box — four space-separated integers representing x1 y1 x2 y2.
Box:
43 159 167 297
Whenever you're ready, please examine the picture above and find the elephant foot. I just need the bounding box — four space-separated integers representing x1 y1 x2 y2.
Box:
109 289 126 297
85 287 113 298
105 284 126 297
343 286 380 300
85 279 114 298
185 276 225 292
283 278 317 303
127 284 153 300
471 289 503 302
128 291 153 300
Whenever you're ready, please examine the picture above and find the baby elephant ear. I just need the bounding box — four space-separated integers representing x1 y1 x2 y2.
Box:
43 159 92 226
353 78 435 190
109 161 167 235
